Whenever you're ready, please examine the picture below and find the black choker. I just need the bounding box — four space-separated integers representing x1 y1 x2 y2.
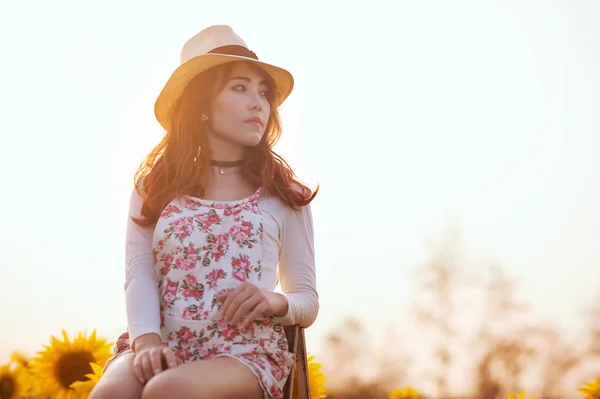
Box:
210 159 244 175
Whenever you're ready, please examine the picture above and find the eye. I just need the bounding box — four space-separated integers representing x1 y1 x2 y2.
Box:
232 84 246 92
260 90 269 97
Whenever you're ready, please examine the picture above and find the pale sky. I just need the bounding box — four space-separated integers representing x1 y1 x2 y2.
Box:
1 0 599 394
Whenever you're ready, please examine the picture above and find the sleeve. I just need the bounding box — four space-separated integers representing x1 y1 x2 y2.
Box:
272 203 319 328
124 188 162 347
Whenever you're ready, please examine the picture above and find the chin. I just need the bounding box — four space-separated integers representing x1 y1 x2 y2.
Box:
239 133 264 147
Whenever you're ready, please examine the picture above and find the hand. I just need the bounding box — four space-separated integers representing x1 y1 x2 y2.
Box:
216 282 273 327
132 337 179 384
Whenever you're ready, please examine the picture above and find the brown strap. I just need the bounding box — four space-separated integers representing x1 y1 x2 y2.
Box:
283 325 298 399
207 45 259 60
295 328 311 398
283 325 311 399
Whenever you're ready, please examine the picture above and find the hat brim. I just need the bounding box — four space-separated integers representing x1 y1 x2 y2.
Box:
154 54 294 130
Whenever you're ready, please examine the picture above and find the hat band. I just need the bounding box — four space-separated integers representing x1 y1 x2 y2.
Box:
207 45 258 60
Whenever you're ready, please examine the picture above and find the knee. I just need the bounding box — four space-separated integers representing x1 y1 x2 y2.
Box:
89 380 137 399
141 373 182 399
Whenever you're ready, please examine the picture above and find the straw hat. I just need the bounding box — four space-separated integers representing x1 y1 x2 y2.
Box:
154 25 294 130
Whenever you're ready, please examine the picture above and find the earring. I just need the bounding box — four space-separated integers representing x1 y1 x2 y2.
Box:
201 114 209 121
193 146 201 163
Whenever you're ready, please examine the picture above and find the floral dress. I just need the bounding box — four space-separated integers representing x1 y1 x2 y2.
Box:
109 188 295 399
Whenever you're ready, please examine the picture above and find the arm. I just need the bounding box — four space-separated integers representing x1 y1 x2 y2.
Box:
272 203 319 328
124 188 162 351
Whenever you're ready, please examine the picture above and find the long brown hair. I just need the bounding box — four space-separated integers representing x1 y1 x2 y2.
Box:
133 61 317 226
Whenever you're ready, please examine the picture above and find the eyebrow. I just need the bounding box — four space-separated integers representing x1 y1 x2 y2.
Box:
228 76 267 85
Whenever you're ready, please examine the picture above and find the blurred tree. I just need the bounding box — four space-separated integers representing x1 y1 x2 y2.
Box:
473 264 532 396
537 328 581 398
324 317 410 398
473 265 581 398
413 226 464 398
325 316 365 387
323 223 595 399
586 292 600 357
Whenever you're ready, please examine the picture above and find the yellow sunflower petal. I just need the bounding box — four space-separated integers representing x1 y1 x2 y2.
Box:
497 392 537 399
70 379 96 394
292 353 327 399
70 362 104 395
9 351 31 369
389 386 419 399
89 362 104 376
577 379 600 399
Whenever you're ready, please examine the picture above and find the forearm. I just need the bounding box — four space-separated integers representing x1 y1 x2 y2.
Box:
125 273 162 347
124 187 162 348
276 202 319 327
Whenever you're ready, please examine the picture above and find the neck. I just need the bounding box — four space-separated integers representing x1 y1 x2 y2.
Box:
204 131 245 162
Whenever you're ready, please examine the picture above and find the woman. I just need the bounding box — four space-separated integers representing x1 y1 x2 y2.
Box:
90 25 319 399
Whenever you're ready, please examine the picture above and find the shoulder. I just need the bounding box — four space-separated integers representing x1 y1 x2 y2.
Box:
259 190 313 232
258 192 287 223
259 189 312 214
127 179 152 220
128 177 147 200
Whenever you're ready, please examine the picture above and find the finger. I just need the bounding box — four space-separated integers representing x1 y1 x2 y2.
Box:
232 295 261 325
149 347 164 376
225 289 253 322
220 285 245 316
216 293 227 302
244 301 269 327
162 347 178 369
140 353 154 381
220 284 245 318
132 356 145 384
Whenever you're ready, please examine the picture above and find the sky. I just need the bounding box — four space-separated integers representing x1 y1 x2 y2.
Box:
1 0 599 394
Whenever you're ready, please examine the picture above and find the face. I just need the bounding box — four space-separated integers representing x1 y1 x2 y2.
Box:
206 62 272 149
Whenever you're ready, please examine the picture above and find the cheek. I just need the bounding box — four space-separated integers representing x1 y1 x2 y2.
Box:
213 96 237 119
263 99 271 115
212 100 240 131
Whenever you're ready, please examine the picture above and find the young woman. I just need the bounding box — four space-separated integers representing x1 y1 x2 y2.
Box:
89 25 319 399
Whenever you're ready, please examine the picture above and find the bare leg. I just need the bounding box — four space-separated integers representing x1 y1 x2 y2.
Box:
89 353 144 399
141 357 263 399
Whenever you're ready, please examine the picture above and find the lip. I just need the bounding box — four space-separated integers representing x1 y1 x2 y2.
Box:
244 117 263 126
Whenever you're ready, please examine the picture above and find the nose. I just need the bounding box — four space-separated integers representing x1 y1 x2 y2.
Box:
248 90 263 112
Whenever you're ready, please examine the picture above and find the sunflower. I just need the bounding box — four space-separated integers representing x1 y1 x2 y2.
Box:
389 386 419 399
497 392 537 399
0 363 27 399
31 329 112 399
293 354 327 399
70 363 103 395
578 379 600 399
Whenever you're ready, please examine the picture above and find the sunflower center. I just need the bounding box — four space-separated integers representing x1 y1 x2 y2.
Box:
0 375 16 399
54 351 94 389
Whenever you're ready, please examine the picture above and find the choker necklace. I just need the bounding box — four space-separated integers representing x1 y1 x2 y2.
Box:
210 159 244 175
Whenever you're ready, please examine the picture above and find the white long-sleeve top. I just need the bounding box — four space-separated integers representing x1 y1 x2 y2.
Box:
124 188 319 346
